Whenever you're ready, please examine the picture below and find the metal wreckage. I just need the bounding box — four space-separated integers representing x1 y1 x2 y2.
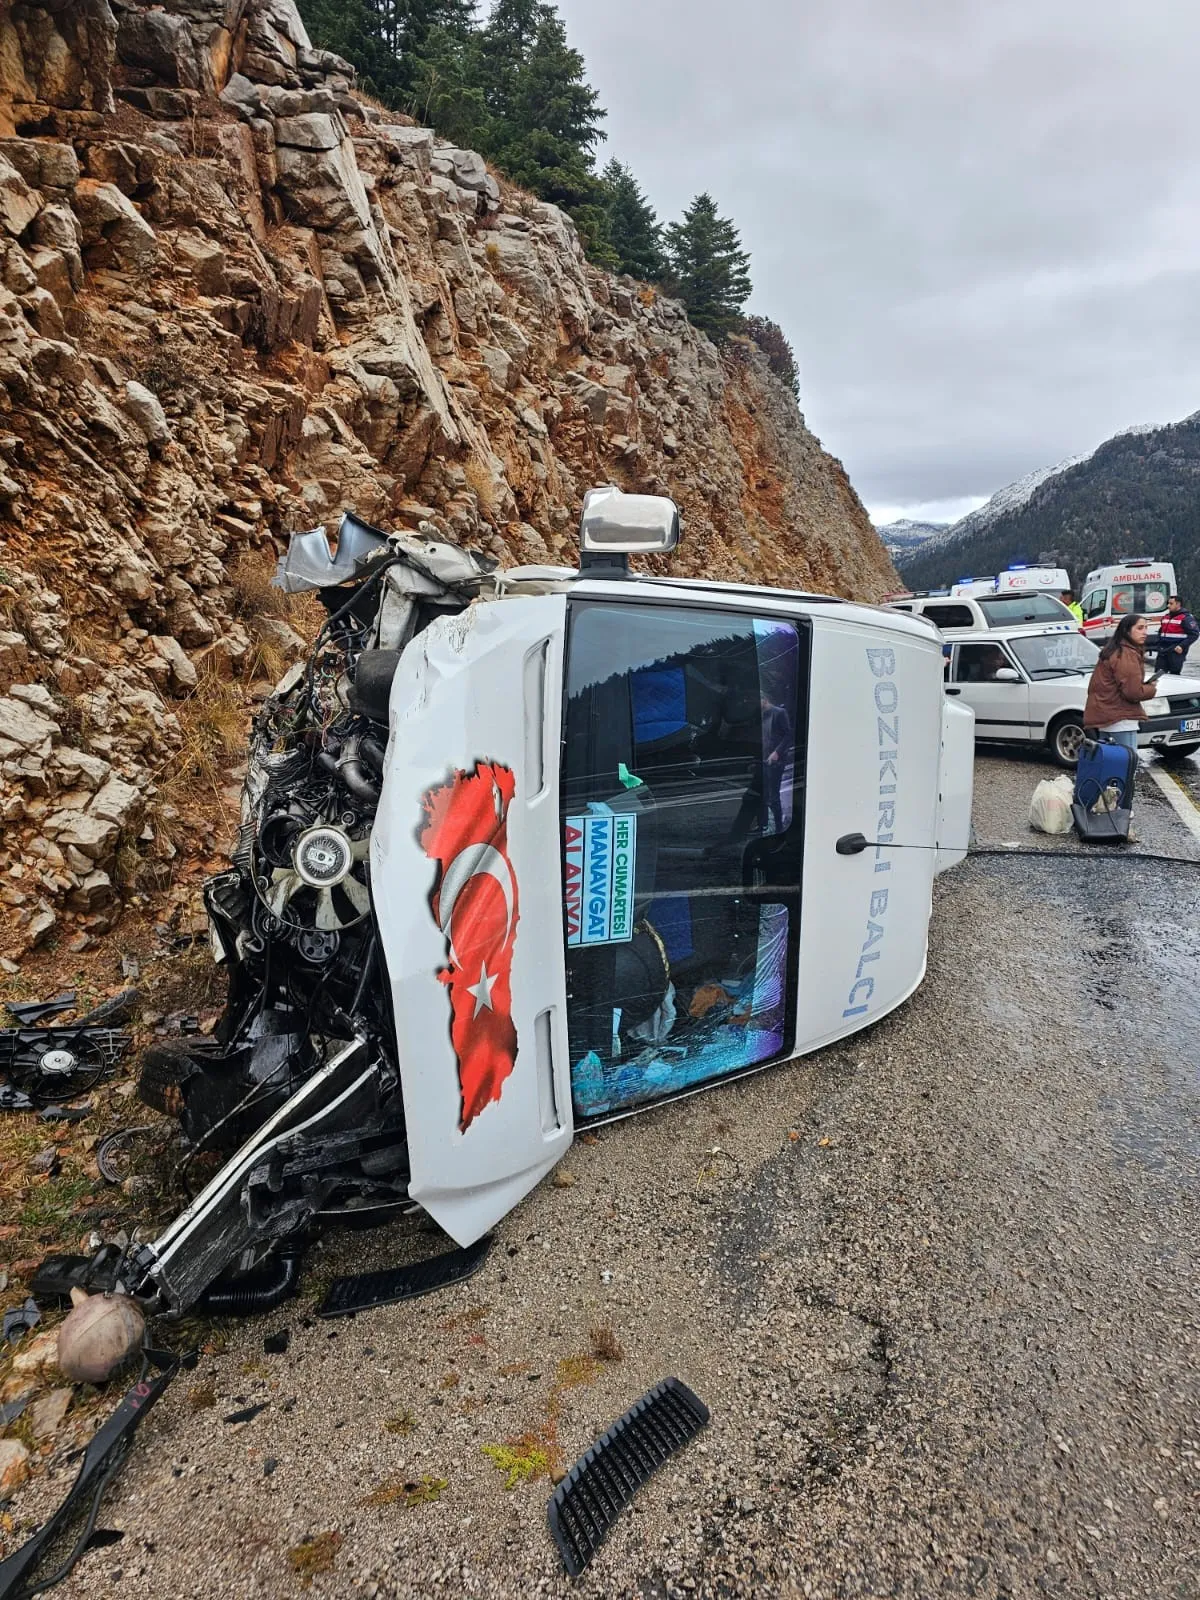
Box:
38 486 973 1317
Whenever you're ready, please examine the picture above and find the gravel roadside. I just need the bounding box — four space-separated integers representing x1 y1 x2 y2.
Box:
21 757 1200 1600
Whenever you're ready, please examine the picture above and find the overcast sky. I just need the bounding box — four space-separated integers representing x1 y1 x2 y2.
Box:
555 0 1200 526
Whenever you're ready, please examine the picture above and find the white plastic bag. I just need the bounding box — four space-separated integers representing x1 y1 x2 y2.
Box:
1029 774 1075 834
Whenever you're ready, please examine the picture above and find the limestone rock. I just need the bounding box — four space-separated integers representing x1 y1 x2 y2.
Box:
42 810 119 860
0 158 40 239
89 776 143 831
122 380 172 447
72 180 158 270
28 1386 73 1444
174 232 227 295
145 635 197 694
0 140 79 193
0 1439 30 1502
116 10 202 91
0 696 58 757
51 745 111 790
275 113 346 152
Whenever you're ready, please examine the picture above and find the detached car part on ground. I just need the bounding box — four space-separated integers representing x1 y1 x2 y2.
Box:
105 489 973 1315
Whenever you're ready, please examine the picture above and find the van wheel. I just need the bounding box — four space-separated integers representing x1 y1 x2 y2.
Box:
1159 742 1200 763
1048 715 1086 767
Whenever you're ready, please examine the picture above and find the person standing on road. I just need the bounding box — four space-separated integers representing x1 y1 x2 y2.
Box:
1154 594 1199 675
1062 589 1084 624
1083 613 1159 753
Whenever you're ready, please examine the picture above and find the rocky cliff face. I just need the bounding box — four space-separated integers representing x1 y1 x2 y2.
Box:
0 0 893 962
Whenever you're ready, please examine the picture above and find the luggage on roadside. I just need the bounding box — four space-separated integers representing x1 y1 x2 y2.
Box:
1029 774 1075 834
1071 736 1137 843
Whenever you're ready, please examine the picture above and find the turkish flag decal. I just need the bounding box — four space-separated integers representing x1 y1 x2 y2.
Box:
419 761 520 1131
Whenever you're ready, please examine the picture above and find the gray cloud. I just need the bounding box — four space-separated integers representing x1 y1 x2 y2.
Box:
556 0 1200 516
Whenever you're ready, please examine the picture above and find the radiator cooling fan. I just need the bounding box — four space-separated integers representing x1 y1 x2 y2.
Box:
264 824 373 957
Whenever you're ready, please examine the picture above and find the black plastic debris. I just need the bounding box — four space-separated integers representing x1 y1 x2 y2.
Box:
5 992 77 1026
547 1378 711 1577
223 1402 269 1425
38 1104 91 1124
317 1234 492 1319
31 1245 127 1305
0 1393 31 1427
0 1083 33 1112
263 1327 290 1355
3 1298 41 1342
0 1347 189 1600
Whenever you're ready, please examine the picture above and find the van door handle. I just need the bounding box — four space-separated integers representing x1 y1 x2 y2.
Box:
945 687 962 695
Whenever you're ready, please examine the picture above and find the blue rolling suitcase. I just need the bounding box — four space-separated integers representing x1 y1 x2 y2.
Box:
1071 736 1136 843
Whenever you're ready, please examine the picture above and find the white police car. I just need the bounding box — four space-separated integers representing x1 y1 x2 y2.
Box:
941 621 1200 765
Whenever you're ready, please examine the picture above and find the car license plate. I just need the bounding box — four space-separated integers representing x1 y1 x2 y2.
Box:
1181 717 1200 733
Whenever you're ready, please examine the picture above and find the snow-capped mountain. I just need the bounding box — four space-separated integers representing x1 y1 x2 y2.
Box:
875 519 947 556
896 409 1200 602
915 420 1177 561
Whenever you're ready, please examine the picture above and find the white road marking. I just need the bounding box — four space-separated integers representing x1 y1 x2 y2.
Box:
1146 763 1200 845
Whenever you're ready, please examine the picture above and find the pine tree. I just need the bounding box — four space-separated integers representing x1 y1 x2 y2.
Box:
479 0 542 118
296 0 407 103
600 159 663 281
478 3 610 259
297 0 480 129
663 193 752 339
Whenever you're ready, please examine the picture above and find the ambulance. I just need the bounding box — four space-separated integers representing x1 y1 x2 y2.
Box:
993 565 1071 596
1079 560 1176 643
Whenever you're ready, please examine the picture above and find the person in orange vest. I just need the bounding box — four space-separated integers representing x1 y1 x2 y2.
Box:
1154 594 1199 675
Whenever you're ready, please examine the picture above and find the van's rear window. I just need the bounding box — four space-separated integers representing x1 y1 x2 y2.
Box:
977 594 1072 625
560 603 804 1118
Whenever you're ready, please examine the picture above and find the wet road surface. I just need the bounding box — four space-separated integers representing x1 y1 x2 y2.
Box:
41 747 1200 1599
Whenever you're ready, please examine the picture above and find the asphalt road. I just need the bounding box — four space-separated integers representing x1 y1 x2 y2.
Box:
41 745 1200 1600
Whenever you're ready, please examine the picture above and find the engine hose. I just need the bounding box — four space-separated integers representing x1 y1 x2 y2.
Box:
360 734 387 774
338 738 381 803
195 1243 305 1316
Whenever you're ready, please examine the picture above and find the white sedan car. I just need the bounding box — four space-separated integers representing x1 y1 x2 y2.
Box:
942 622 1200 765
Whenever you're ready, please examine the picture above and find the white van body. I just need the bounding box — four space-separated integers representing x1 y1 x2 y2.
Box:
950 578 998 598
374 577 974 1245
1080 561 1176 642
121 494 978 1312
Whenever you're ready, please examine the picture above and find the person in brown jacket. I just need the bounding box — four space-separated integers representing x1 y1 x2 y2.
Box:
1082 613 1159 753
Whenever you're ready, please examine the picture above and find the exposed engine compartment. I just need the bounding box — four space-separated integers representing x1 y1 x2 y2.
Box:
124 515 502 1313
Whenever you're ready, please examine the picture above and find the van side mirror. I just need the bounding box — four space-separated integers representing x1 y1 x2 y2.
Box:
579 485 680 575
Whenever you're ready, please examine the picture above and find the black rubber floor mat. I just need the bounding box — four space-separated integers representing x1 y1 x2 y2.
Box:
316 1234 492 1318
547 1377 710 1577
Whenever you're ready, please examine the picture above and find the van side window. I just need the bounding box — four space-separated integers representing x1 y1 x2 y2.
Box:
1082 589 1106 619
922 604 974 630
